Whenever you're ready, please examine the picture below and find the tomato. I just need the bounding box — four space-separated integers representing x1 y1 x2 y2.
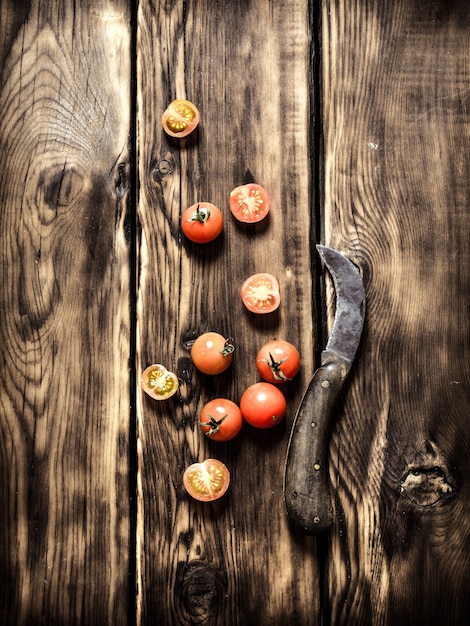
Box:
229 183 270 223
256 340 301 384
162 99 200 138
183 459 230 502
181 202 224 243
141 364 179 400
200 398 243 442
240 273 280 314
240 382 286 428
191 332 234 374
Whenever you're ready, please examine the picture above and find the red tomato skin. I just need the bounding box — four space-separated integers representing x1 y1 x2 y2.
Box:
191 332 234 374
240 382 287 429
229 183 270 223
256 340 301 384
240 273 280 314
162 99 200 138
181 202 224 244
199 399 243 441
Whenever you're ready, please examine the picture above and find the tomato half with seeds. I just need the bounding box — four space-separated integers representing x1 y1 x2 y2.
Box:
181 202 224 243
240 382 286 429
141 364 179 400
229 183 270 223
162 99 200 138
191 332 234 374
183 459 230 502
200 398 243 442
256 340 301 384
240 273 280 314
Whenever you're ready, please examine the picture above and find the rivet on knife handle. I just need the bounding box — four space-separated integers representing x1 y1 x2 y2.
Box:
284 246 366 533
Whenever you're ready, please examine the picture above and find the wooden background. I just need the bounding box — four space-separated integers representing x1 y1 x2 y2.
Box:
1 0 469 624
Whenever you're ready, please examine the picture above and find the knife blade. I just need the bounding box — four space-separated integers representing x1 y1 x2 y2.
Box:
284 245 366 533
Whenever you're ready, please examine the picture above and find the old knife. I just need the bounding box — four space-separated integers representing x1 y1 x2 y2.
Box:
284 245 366 533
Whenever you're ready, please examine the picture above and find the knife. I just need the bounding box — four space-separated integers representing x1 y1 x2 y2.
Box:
284 245 366 533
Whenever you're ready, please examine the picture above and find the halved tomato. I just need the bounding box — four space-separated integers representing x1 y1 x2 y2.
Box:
199 398 243 441
181 202 224 243
229 183 270 223
240 273 280 314
141 364 178 400
162 99 200 138
256 340 301 384
183 459 230 502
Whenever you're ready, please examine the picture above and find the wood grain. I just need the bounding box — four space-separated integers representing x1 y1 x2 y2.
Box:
2 0 469 623
136 0 319 623
0 1 131 624
322 0 470 623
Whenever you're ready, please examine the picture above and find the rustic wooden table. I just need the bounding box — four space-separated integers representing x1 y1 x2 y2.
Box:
1 1 469 624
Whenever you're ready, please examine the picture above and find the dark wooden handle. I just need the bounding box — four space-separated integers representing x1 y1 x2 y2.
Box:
284 360 347 533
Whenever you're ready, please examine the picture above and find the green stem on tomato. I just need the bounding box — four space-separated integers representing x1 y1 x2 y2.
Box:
200 413 227 436
188 204 211 223
220 338 235 357
268 352 290 381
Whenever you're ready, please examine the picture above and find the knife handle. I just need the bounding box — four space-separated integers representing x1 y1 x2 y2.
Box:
284 359 347 533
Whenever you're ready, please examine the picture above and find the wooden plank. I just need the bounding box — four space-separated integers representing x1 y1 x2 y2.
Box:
136 1 319 623
0 1 132 624
322 0 470 623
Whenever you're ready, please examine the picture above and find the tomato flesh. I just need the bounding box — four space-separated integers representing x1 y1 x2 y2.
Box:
240 273 280 314
240 382 286 428
200 398 243 441
183 459 230 502
162 99 200 138
191 332 234 374
141 364 178 400
229 183 270 223
256 340 301 384
181 202 224 244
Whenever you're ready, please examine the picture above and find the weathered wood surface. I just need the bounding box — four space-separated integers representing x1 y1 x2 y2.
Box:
322 0 470 624
1 0 470 624
0 1 132 624
135 1 318 624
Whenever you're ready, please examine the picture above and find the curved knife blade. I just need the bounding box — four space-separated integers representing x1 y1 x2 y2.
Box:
318 245 366 367
284 246 366 533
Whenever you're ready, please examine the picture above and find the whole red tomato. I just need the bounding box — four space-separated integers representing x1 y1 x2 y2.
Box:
181 202 224 243
191 332 235 374
240 382 286 429
256 340 300 384
199 398 243 441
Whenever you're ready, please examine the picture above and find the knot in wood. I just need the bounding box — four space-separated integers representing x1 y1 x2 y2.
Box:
400 466 456 507
153 155 175 181
42 165 84 213
175 560 226 621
